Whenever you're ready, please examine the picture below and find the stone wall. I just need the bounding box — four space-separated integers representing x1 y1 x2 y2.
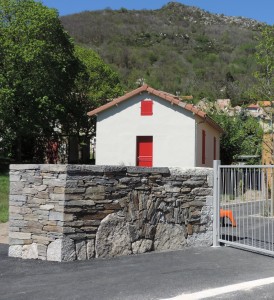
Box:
9 165 214 261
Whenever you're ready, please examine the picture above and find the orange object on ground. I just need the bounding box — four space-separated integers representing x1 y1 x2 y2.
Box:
220 208 237 227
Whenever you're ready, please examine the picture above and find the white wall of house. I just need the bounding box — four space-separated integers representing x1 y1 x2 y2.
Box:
195 116 220 168
95 92 197 167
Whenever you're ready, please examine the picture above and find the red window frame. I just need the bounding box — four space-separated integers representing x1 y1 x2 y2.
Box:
213 136 217 160
202 130 206 165
141 100 153 116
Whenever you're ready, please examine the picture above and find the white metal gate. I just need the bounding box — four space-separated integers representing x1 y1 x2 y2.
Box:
213 161 274 256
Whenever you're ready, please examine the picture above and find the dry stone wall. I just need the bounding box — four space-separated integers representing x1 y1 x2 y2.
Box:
9 165 214 261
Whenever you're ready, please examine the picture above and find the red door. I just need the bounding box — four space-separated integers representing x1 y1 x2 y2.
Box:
136 136 153 167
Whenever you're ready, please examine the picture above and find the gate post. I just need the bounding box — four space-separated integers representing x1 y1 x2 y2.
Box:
213 160 221 247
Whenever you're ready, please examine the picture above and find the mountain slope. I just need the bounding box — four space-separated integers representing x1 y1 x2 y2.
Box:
61 2 264 104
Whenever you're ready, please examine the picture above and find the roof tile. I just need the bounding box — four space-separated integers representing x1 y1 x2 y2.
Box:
87 84 223 133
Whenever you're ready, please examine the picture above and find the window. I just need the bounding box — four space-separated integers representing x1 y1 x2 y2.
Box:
141 100 153 116
202 130 206 164
213 137 217 160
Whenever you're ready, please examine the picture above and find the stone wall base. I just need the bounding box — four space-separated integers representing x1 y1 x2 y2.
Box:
9 165 213 261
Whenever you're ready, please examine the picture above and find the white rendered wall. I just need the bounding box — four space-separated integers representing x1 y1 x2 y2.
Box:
195 116 221 168
95 92 196 167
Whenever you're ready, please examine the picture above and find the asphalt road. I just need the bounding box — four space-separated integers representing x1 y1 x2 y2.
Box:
2 244 274 300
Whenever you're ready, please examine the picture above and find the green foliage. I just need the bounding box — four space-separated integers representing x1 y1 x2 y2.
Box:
250 25 274 100
0 0 124 162
0 0 80 161
61 2 261 103
75 45 123 107
0 172 9 223
210 112 263 165
63 45 124 137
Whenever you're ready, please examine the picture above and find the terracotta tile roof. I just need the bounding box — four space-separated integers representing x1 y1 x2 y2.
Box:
87 84 224 133
247 104 260 109
216 99 231 110
257 100 274 107
258 101 271 107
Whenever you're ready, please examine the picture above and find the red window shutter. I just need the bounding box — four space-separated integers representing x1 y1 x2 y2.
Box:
202 130 206 164
214 137 217 160
141 100 153 116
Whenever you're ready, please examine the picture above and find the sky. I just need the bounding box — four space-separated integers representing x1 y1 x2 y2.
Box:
40 0 274 25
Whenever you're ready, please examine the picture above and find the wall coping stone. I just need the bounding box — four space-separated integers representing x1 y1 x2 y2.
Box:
66 165 127 174
66 165 170 175
169 167 212 176
126 166 170 174
10 164 41 170
10 164 209 175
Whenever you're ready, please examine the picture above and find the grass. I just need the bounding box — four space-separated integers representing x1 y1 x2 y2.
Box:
0 172 9 223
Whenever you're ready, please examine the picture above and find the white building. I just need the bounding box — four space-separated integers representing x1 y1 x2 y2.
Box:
87 85 223 168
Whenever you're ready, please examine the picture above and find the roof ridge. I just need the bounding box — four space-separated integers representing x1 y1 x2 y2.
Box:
87 85 223 133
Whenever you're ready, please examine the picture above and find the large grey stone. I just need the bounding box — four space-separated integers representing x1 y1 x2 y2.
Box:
61 237 76 261
47 237 76 261
95 213 132 258
47 240 62 261
187 231 213 247
132 239 153 254
154 223 187 251
22 243 39 259
76 240 87 260
9 245 23 258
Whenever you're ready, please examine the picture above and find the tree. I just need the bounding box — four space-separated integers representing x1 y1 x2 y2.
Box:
210 111 263 165
63 45 124 140
0 0 80 161
250 25 274 164
251 25 274 100
75 45 124 108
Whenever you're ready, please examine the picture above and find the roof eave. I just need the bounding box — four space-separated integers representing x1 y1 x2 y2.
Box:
87 84 149 117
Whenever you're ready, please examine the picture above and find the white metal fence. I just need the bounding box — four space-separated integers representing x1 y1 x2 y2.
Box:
213 161 274 256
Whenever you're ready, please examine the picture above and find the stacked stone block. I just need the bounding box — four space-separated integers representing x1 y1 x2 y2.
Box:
9 165 214 261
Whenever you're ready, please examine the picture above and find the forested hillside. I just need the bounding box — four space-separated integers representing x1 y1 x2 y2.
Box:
61 2 264 105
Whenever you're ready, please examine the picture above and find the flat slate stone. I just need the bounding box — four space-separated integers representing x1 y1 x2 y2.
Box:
126 166 170 174
10 164 40 170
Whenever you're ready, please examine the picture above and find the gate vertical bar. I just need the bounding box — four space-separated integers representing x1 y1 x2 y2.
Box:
213 160 221 247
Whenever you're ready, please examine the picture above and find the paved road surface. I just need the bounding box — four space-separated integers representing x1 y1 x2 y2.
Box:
2 244 274 300
220 200 274 252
